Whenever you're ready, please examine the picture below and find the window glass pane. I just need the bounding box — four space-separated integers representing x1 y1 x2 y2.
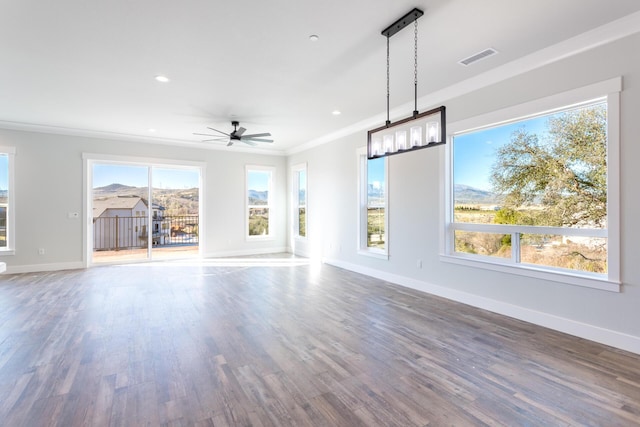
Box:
520 234 607 273
298 207 306 237
0 154 7 248
249 207 269 236
298 169 306 205
453 102 607 229
247 169 271 237
367 157 385 250
248 170 270 206
296 168 306 238
454 230 511 259
152 167 200 257
92 163 150 262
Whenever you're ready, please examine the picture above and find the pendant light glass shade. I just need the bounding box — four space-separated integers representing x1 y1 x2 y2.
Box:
367 106 446 159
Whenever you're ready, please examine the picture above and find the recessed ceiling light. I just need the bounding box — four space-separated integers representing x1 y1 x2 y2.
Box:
332 110 341 115
148 128 157 133
309 35 319 42
154 75 170 83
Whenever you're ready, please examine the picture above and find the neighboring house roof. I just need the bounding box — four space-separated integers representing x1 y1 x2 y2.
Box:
93 196 148 218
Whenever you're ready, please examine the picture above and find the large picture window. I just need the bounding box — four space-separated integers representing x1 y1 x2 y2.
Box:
445 79 620 291
358 148 388 258
0 147 15 253
246 166 274 238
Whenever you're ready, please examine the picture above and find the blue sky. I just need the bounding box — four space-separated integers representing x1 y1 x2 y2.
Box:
248 170 270 192
153 168 200 189
453 116 548 191
298 169 306 189
93 164 199 189
0 155 7 190
368 157 385 188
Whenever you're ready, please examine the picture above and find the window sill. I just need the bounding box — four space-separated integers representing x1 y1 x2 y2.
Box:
440 253 620 292
0 249 15 256
358 249 389 260
246 236 275 242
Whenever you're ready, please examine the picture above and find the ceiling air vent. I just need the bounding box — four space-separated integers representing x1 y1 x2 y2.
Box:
458 48 498 66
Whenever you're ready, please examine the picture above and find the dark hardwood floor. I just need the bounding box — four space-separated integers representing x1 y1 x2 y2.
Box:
1 255 639 426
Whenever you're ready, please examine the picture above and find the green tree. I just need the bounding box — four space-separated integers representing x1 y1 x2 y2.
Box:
490 104 607 228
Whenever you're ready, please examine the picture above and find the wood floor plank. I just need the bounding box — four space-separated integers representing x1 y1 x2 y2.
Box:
1 254 639 426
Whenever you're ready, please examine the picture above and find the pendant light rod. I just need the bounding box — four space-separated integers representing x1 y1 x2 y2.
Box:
386 35 391 126
413 18 419 117
381 8 423 38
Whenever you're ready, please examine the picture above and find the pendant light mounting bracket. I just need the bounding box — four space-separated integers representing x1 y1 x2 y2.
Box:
381 8 424 38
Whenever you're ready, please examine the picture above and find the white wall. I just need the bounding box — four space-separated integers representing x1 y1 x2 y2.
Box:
0 130 288 271
288 32 640 353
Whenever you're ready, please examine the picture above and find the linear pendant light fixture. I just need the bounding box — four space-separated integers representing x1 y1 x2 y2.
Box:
368 8 446 159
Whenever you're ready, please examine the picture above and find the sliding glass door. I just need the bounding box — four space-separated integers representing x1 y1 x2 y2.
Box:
90 160 201 264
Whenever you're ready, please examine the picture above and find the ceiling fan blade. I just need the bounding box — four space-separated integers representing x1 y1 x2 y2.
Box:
195 134 227 140
241 133 271 138
201 138 228 142
242 140 258 146
226 140 234 146
244 138 273 143
207 127 230 136
235 127 247 137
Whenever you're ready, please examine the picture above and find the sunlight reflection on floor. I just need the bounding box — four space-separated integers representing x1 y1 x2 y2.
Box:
116 254 312 268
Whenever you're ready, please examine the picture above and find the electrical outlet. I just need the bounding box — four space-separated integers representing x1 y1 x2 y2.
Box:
417 259 422 268
38 248 45 255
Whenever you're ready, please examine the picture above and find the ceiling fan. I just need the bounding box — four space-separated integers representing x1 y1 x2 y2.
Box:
194 121 273 146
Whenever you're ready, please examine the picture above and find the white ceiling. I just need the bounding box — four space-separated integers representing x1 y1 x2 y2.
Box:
2 0 640 154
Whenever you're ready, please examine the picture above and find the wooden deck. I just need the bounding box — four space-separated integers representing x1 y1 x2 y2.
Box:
92 245 199 263
0 254 639 426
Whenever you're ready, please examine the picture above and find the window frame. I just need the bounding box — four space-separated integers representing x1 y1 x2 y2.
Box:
442 78 621 292
246 165 275 240
291 163 307 240
0 146 15 255
357 147 389 259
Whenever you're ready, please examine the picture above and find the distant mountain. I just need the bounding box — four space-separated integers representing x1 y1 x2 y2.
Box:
95 183 138 192
248 190 268 204
367 183 384 198
454 184 501 204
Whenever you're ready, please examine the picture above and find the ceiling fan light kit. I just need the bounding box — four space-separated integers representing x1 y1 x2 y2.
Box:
194 120 273 147
367 8 446 160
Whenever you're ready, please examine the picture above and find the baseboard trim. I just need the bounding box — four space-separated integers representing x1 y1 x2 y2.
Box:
6 261 86 274
323 258 640 355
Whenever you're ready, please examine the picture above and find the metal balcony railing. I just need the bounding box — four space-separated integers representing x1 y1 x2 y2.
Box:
93 215 198 251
